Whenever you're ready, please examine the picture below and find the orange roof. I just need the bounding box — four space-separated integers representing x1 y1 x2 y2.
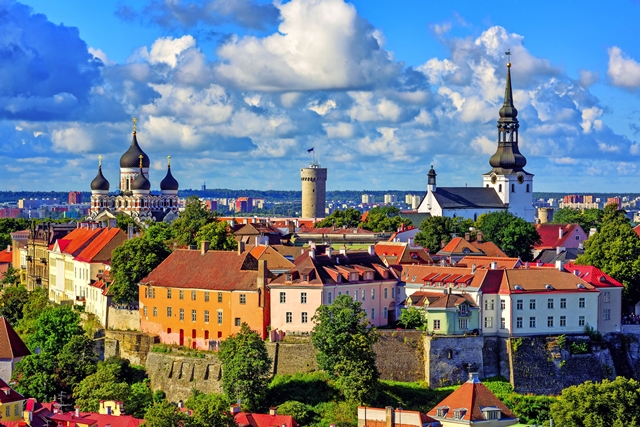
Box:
235 412 298 427
0 249 12 263
56 228 106 257
375 242 433 265
634 224 640 239
74 228 127 263
562 263 624 288
535 223 585 250
439 237 507 258
458 256 521 269
499 268 597 294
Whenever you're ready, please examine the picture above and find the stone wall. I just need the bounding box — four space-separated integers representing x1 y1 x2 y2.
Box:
107 306 141 331
510 336 616 395
483 336 510 379
424 335 484 387
104 330 158 365
266 340 317 375
374 330 425 382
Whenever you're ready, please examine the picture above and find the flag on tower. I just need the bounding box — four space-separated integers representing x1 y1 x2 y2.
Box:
307 147 314 153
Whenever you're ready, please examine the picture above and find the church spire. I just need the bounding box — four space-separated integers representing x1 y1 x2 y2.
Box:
488 53 527 174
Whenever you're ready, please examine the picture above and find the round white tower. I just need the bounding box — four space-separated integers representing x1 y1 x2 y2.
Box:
301 164 327 219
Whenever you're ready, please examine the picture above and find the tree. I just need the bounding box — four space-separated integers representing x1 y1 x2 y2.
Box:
195 221 237 251
171 195 217 246
126 380 154 419
0 218 29 250
74 357 142 412
186 392 236 427
56 334 98 394
476 211 540 260
277 400 312 426
218 323 272 411
414 216 455 253
26 305 83 354
1 266 21 287
576 205 640 304
398 307 426 329
360 206 412 232
16 287 50 337
0 285 29 325
110 235 172 303
551 207 603 233
142 400 191 427
116 213 141 234
551 377 640 427
311 295 379 404
11 353 58 402
315 208 362 228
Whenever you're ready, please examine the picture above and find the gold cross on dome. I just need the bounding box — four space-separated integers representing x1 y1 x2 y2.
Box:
139 154 143 168
167 155 171 167
505 49 511 67
98 155 102 167
132 117 138 133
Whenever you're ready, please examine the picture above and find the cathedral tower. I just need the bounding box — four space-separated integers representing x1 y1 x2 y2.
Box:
301 162 327 219
482 60 534 221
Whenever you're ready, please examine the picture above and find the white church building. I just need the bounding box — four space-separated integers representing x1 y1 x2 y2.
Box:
417 62 535 222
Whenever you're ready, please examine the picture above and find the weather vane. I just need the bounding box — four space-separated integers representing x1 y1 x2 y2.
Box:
505 49 511 67
139 154 143 168
167 155 171 167
132 117 138 133
98 155 102 167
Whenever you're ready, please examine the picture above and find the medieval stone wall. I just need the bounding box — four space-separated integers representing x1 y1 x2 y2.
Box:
107 306 141 331
104 330 157 365
374 330 425 382
145 352 223 400
424 335 484 387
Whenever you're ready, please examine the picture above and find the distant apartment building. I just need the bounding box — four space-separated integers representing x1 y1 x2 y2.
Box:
362 194 375 204
253 198 265 209
0 208 22 218
204 200 218 211
17 198 58 209
384 194 397 204
606 197 622 209
235 197 253 213
563 195 583 204
68 191 83 204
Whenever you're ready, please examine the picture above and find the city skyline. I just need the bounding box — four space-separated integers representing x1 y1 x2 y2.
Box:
3 0 640 192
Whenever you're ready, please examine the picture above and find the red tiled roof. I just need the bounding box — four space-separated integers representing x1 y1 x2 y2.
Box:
428 375 516 422
140 249 263 291
0 316 30 359
458 256 521 269
534 223 583 250
74 228 126 263
49 411 143 427
499 268 597 294
471 240 507 258
0 249 12 263
0 378 24 404
235 412 298 427
56 228 105 257
634 224 640 239
375 242 433 265
563 263 625 288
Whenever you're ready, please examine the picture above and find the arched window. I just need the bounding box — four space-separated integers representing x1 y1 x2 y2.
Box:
474 213 477 221
511 184 515 193
486 184 489 188
526 184 530 193
498 184 502 193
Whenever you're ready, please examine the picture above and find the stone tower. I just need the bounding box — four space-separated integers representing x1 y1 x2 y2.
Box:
300 164 327 219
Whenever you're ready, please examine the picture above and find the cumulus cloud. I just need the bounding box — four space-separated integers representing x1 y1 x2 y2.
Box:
578 69 599 88
607 46 640 89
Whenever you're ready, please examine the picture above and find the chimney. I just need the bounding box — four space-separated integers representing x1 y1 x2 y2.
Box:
269 407 278 416
368 245 375 255
589 227 597 237
326 246 332 257
556 246 565 255
238 241 245 255
257 260 267 307
230 404 241 415
471 264 476 274
385 406 395 427
6 244 10 252
201 241 210 255
558 227 564 239
75 407 80 417
128 224 134 240
309 248 316 259
340 246 347 256
556 260 564 272
476 231 483 243
574 269 580 276
525 261 530 268
490 261 497 270
441 240 446 249
465 232 470 241
407 237 414 247
468 371 479 382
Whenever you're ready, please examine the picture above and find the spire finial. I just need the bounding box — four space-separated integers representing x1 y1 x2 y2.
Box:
505 49 511 68
139 154 143 168
132 117 138 134
98 155 102 167
167 155 171 167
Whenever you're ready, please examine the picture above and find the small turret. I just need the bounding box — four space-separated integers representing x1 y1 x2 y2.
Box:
160 156 179 195
427 165 437 192
131 155 151 194
91 156 110 194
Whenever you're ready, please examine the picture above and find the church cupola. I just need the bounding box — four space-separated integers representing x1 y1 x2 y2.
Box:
120 119 150 169
131 155 151 194
91 157 110 195
488 60 528 174
160 156 179 195
427 165 437 192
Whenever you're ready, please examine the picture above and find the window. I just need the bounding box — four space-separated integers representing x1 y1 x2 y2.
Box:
362 290 366 301
179 309 184 321
604 292 610 303
384 288 388 299
603 309 611 321
153 307 157 317
560 298 567 309
548 299 554 309
234 318 241 326
516 317 523 328
355 290 359 301
484 317 493 328
459 319 468 329
204 292 209 302
433 319 441 330
191 310 197 322
6 406 9 417
371 308 375 319
384 307 388 319
346 290 350 296
143 306 148 317
579 316 585 326
301 292 307 304
218 292 223 303
529 317 536 328
484 410 500 420
167 289 172 299
526 184 530 192
239 294 246 304
217 310 223 324
167 307 172 317
498 184 502 192
191 291 197 301
371 289 375 300
391 287 395 298
500 299 506 310
511 184 515 192
560 316 566 327
179 290 184 300
529 299 536 310
547 316 554 327
328 292 332 304
516 300 523 310
579 297 585 308
286 312 293 323
501 318 506 329
302 312 308 323
204 310 210 323
14 404 19 416
280 292 286 303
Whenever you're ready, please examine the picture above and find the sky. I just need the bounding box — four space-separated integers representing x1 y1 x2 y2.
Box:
3 0 640 193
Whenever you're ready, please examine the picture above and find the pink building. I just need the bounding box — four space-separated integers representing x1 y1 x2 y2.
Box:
534 223 587 251
268 246 399 335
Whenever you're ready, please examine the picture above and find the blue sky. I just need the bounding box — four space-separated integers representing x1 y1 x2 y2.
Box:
3 0 640 193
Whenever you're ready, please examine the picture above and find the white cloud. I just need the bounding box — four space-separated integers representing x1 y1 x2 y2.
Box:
581 107 603 134
607 46 640 89
471 135 495 155
347 92 402 122
89 47 116 66
308 99 337 116
145 35 197 68
324 122 355 138
578 69 599 88
51 125 94 153
430 22 452 36
553 157 579 165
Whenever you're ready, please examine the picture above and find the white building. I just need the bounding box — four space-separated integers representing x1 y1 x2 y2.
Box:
384 194 397 204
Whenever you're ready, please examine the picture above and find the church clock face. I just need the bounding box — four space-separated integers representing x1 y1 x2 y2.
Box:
490 175 497 184
517 173 525 184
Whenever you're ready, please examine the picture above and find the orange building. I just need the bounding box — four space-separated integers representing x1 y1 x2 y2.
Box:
139 242 270 350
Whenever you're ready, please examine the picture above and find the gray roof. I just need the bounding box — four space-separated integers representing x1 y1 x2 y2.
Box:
433 187 506 210
534 248 583 264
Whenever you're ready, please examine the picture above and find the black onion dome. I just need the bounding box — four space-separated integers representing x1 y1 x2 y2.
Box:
120 133 150 168
91 166 110 191
131 168 151 191
160 165 179 191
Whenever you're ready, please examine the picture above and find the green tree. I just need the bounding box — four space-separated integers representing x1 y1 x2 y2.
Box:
0 285 29 325
551 377 640 427
576 205 640 304
145 222 176 245
0 218 29 250
277 400 313 426
476 211 540 260
315 208 362 228
311 294 379 404
16 287 50 337
116 213 142 234
360 206 412 232
195 221 237 251
126 380 154 419
219 323 272 411
110 235 172 303
74 357 142 412
398 307 426 329
186 392 236 427
171 195 217 246
414 216 455 253
1 266 21 287
551 207 604 232
56 334 98 393
26 305 83 354
11 353 58 402
143 400 191 427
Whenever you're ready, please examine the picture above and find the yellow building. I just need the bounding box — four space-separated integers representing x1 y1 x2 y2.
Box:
0 378 25 422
